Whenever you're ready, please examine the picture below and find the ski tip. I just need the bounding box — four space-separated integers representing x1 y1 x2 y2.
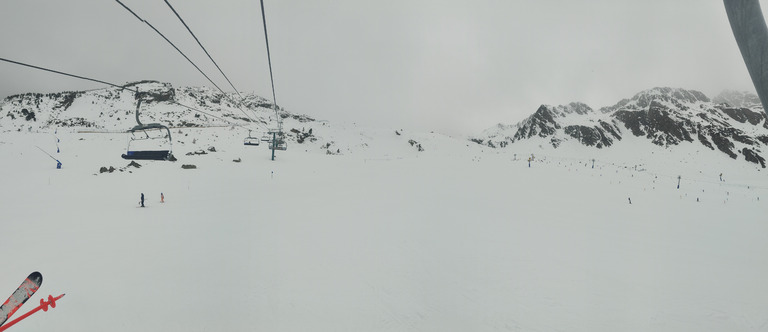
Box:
28 272 42 286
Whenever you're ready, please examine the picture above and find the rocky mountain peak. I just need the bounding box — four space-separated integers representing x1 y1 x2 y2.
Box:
632 87 710 106
475 87 768 168
599 87 710 114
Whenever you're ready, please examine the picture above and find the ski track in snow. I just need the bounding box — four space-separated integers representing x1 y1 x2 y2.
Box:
1 126 768 332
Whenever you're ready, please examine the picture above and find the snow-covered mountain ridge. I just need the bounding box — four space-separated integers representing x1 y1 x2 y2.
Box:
474 87 768 167
0 80 311 132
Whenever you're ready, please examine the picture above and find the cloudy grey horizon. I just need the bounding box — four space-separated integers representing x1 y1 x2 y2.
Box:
0 0 762 136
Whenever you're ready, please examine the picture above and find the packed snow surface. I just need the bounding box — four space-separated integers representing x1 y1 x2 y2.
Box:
1 125 768 331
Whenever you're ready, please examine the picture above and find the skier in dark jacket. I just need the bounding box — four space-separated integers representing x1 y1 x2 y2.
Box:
140 193 145 207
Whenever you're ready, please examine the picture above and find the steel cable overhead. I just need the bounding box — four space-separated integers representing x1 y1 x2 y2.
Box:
115 0 225 95
259 0 282 132
0 57 127 91
0 57 254 130
115 0 266 129
161 0 268 131
163 0 242 100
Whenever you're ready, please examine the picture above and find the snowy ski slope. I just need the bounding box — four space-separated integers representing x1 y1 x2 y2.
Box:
1 122 767 331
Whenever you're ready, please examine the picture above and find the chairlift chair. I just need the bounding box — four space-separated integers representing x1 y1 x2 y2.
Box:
121 98 174 161
244 130 260 146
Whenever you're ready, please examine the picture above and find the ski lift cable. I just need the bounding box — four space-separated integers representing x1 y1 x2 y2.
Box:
162 0 267 126
0 57 254 131
114 0 225 94
163 0 242 100
165 0 270 127
114 0 264 127
259 0 282 133
0 57 126 90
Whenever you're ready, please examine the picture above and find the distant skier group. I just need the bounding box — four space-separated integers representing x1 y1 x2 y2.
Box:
139 192 164 207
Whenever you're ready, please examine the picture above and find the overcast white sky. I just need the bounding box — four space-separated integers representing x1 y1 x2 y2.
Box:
0 0 763 135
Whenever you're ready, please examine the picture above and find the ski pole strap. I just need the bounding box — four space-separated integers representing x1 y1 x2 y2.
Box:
0 294 64 332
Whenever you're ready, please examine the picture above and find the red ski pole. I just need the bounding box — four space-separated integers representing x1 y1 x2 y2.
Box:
0 294 64 332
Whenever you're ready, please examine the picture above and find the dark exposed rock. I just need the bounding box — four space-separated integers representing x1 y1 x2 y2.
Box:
50 117 96 128
612 101 694 146
710 132 737 159
178 121 202 128
721 107 765 125
181 164 197 169
469 138 484 145
647 101 694 145
511 105 561 141
295 128 314 144
697 132 714 150
564 125 613 148
99 166 117 174
599 120 622 140
21 109 36 121
613 109 647 137
408 139 424 151
742 148 766 168
550 137 562 148
54 92 79 111
135 84 175 103
730 130 756 145
127 161 142 168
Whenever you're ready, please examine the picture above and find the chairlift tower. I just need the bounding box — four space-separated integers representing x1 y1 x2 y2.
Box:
268 107 286 161
259 0 286 161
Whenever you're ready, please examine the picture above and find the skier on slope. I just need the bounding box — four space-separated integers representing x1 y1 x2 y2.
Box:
140 193 145 207
161 193 164 203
